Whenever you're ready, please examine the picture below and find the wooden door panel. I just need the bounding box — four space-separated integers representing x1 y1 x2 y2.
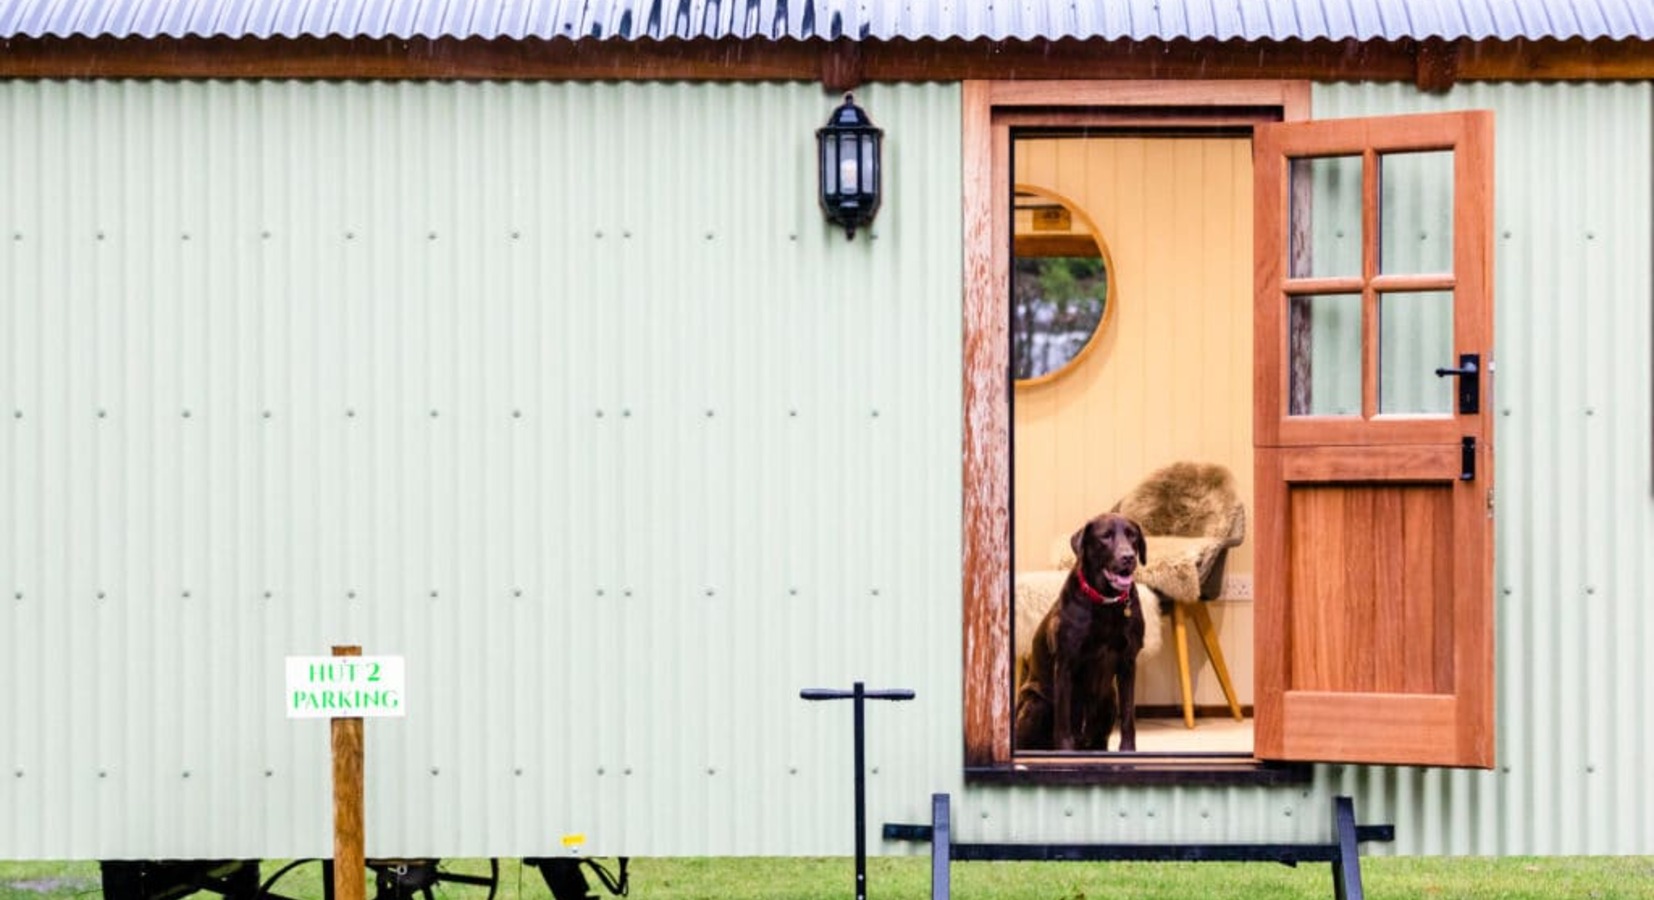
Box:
1275 693 1460 764
1285 482 1454 695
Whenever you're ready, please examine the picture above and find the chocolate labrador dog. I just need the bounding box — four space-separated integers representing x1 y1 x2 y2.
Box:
1014 513 1147 752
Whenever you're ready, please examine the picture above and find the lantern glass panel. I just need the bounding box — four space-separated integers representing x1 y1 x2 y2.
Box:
861 136 877 195
839 134 860 194
823 138 839 195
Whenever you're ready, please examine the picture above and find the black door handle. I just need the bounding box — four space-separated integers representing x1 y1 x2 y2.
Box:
1434 353 1480 414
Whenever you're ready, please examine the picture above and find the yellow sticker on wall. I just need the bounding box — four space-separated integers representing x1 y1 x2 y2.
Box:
561 833 586 849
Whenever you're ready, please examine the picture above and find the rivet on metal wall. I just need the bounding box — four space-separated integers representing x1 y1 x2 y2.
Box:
511 232 521 241
98 770 107 779
707 767 716 775
622 409 631 418
512 410 522 418
13 768 21 778
596 410 605 418
345 232 355 241
264 590 273 599
181 233 191 241
262 231 272 240
347 591 357 599
596 767 605 776
96 231 106 241
182 590 191 598
514 768 523 776
428 232 438 241
430 590 439 599
431 767 440 776
788 766 798 774
871 589 880 596
13 592 21 601
623 768 633 776
430 409 440 418
263 410 272 419
596 588 605 597
789 588 798 596
705 588 715 597
97 591 106 600
513 589 523 598
623 589 632 597
265 769 274 777
12 410 21 418
347 409 356 418
594 231 604 239
622 231 632 239
182 770 191 778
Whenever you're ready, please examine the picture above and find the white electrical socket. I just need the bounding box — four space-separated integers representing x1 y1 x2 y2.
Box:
1222 573 1254 600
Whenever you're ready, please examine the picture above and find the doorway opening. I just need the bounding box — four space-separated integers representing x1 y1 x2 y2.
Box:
1009 131 1256 757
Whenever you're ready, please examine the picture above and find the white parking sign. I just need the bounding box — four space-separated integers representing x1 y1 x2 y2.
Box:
285 656 406 718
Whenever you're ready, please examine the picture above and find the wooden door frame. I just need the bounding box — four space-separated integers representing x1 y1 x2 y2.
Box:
961 80 1311 771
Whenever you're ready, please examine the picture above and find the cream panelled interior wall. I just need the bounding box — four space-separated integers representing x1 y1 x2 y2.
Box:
1012 136 1255 706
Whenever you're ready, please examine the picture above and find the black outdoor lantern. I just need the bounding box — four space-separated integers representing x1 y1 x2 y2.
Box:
817 93 883 239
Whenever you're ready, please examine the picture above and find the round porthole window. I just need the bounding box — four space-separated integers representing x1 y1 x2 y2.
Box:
1011 186 1115 385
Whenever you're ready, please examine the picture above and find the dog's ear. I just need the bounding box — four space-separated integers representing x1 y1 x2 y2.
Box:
1131 522 1147 564
1069 522 1089 562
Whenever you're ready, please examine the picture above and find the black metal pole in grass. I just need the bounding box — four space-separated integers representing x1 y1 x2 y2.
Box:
801 682 916 900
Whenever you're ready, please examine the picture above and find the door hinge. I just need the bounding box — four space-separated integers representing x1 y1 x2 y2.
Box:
1487 487 1495 518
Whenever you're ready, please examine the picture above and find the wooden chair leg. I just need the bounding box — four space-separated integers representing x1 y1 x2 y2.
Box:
1189 602 1244 721
1171 601 1194 728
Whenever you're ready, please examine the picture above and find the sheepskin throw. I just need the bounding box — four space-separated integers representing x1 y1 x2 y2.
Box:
1111 462 1247 603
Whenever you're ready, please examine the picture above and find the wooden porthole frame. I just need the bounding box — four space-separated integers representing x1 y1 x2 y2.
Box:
1010 182 1119 389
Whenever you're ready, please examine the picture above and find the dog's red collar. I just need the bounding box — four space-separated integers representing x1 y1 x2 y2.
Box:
1076 570 1132 607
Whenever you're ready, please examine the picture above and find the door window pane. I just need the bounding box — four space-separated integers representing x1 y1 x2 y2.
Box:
1380 151 1454 275
1379 291 1455 415
1289 293 1361 416
1289 155 1363 279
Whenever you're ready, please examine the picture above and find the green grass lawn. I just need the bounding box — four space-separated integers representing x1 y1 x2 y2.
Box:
4 855 1652 900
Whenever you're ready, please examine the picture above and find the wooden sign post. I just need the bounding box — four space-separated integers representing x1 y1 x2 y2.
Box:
285 646 406 900
331 644 365 900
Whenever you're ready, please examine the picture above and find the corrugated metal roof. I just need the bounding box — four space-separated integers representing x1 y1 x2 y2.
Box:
1 0 1651 42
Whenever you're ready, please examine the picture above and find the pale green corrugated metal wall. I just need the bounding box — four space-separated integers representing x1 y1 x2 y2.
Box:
0 79 964 859
3 76 1652 862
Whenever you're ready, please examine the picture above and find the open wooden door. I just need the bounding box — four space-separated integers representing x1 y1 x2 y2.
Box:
1253 111 1495 768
